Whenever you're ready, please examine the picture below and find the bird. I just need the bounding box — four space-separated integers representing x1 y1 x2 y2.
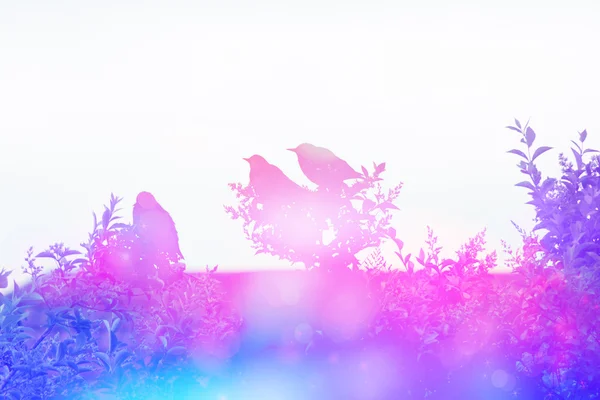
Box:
133 191 184 262
244 155 309 207
287 143 363 190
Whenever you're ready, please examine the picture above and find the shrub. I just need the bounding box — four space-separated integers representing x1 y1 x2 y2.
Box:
0 194 241 400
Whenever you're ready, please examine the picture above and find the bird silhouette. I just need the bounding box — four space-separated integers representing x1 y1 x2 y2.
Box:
287 143 363 190
133 191 184 262
244 155 309 207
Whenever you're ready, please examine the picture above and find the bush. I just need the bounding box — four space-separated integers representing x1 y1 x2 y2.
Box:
4 118 600 399
0 195 241 399
224 123 600 399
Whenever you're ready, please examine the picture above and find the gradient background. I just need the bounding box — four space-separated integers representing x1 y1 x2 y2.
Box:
1 1 600 292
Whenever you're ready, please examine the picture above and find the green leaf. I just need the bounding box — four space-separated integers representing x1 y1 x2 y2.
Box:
35 251 56 259
111 318 121 333
159 336 168 348
75 332 87 349
531 146 552 161
376 202 400 211
440 259 455 269
506 126 522 133
61 249 82 257
525 127 536 147
102 207 111 230
362 199 376 213
21 292 44 303
66 361 79 372
114 349 132 368
166 346 187 357
361 166 369 178
583 148 599 154
580 129 588 143
110 331 119 353
393 238 404 253
394 251 403 262
2 313 28 329
572 148 583 170
94 352 111 372
507 149 528 159
515 181 536 191
57 341 67 361
8 390 22 400
423 331 439 345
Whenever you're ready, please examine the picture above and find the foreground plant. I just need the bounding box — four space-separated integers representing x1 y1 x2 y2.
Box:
0 194 241 400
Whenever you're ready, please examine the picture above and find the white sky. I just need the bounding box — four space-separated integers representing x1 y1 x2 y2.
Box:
1 1 600 291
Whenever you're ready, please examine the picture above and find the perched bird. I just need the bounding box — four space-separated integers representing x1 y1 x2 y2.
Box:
287 143 363 189
244 155 308 207
133 191 184 261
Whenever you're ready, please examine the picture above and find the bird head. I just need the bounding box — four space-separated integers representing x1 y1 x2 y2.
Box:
136 191 158 209
243 155 268 168
287 143 315 157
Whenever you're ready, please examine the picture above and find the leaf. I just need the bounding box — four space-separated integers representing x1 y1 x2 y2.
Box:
394 251 403 262
102 207 111 230
114 350 132 368
515 360 529 373
440 259 455 269
167 307 178 323
507 149 528 160
12 281 22 299
580 129 588 143
111 318 121 333
75 331 87 349
21 292 44 303
532 146 553 161
167 346 187 357
393 238 404 252
514 118 522 129
159 336 168 348
525 127 536 147
361 166 369 178
76 367 94 374
375 162 386 175
57 341 67 361
572 148 584 170
423 331 439 345
583 148 600 154
62 249 82 257
35 251 56 259
8 390 22 400
571 140 582 153
376 202 400 211
362 199 377 213
94 352 111 372
515 181 536 191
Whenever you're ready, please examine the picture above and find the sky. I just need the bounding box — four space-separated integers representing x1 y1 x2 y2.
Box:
1 1 600 291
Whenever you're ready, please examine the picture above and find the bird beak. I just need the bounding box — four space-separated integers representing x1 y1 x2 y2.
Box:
243 157 250 162
287 148 296 153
